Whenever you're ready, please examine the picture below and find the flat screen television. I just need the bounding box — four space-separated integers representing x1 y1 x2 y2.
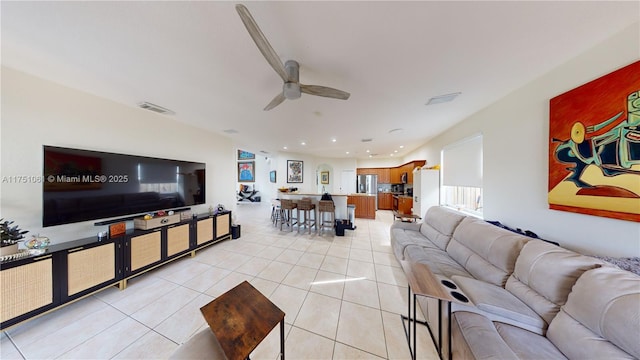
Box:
43 146 205 227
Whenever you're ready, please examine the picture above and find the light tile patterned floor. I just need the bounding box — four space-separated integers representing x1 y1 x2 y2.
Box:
1 203 438 359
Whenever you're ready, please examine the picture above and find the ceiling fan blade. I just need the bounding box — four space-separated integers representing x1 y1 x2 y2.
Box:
301 84 350 100
236 4 289 82
264 92 286 111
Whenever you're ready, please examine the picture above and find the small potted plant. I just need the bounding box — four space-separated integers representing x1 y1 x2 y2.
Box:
0 219 28 256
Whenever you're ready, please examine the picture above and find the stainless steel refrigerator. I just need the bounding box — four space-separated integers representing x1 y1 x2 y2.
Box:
357 174 378 210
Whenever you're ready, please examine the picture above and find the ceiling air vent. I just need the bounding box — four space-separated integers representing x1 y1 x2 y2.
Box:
425 92 461 106
223 129 239 134
361 138 373 142
137 101 175 115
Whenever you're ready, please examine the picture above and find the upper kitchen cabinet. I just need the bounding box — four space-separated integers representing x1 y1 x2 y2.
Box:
357 161 425 185
378 168 390 184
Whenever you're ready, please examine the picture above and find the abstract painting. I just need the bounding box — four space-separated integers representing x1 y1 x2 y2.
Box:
548 60 640 222
287 160 303 183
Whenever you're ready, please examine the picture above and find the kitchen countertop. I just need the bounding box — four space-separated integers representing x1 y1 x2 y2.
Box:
347 193 375 197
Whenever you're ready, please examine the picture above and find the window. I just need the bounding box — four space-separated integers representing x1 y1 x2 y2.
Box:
441 134 483 217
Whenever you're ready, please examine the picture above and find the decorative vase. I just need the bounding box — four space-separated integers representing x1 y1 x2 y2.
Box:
0 243 19 256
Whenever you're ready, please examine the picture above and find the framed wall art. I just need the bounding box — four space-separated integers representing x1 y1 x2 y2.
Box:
237 161 255 182
269 170 276 183
548 60 640 222
237 149 255 160
287 160 303 183
320 171 329 184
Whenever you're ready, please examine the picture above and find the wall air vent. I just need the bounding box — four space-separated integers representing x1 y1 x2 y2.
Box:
137 101 175 115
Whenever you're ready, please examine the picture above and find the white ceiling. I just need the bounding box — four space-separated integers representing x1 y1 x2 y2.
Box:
2 1 638 159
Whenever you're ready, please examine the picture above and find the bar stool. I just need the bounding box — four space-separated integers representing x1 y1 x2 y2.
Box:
271 199 282 226
297 198 316 234
279 199 298 231
318 200 335 235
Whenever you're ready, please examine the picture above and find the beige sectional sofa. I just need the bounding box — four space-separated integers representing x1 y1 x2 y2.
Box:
390 206 640 359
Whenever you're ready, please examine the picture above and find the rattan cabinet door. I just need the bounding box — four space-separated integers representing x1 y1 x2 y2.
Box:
197 218 214 245
1 256 53 323
216 212 230 239
67 243 116 296
167 224 190 257
130 231 161 271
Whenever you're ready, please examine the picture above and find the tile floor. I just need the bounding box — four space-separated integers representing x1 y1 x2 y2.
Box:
1 203 438 359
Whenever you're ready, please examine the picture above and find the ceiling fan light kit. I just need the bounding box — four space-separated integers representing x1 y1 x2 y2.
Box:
236 4 350 110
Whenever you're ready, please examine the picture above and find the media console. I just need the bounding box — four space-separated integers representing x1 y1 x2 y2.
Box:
0 211 232 330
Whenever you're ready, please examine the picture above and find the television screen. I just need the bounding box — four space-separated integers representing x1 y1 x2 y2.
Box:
43 146 205 227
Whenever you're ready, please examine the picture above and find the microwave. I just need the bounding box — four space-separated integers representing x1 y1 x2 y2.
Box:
401 172 408 184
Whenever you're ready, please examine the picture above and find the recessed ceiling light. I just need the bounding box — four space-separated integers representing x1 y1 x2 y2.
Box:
394 150 398 153
366 149 370 153
301 141 306 146
399 145 404 149
426 92 461 106
369 155 372 158
390 154 394 157
345 151 350 154
331 138 337 143
283 146 288 150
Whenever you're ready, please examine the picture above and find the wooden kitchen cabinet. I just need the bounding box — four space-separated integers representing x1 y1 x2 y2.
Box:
378 192 393 210
378 168 391 184
398 196 413 214
391 167 401 184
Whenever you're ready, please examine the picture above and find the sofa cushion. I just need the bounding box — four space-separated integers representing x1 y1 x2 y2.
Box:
390 226 439 261
418 206 467 250
404 245 472 279
505 240 604 325
547 266 640 359
494 322 567 359
447 217 529 287
451 275 546 334
451 311 519 359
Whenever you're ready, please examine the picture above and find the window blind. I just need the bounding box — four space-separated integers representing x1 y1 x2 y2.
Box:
442 134 483 188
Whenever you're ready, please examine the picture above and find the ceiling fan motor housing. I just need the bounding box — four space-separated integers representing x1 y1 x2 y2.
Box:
284 82 301 99
283 60 301 99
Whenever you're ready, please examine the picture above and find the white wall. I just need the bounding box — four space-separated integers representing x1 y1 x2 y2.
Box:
404 23 640 257
1 67 236 245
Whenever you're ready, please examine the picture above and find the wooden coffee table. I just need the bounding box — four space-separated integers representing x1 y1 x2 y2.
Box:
393 210 421 222
200 281 285 360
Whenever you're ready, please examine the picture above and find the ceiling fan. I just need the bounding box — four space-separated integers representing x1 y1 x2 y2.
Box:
236 4 350 111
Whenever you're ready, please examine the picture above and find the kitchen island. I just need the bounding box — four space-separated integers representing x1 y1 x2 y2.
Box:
277 193 348 219
347 194 376 219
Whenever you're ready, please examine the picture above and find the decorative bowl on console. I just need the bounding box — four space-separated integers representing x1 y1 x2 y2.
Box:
25 234 50 249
